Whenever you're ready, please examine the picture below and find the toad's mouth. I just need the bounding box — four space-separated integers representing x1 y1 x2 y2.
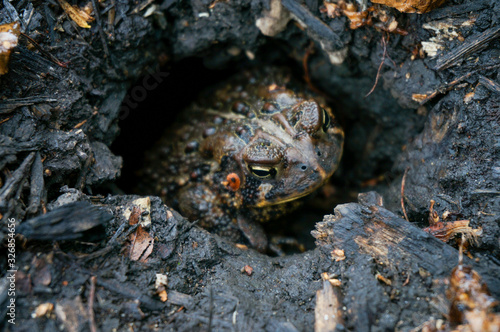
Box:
251 179 329 208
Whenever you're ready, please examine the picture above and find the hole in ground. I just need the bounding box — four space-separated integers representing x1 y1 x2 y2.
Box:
111 55 397 253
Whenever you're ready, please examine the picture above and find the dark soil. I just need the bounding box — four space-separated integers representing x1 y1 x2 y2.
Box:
0 0 499 331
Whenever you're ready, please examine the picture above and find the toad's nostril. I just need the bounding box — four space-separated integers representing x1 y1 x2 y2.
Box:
300 164 308 171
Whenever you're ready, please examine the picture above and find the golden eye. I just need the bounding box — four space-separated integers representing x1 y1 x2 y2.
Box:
249 166 277 179
322 109 331 132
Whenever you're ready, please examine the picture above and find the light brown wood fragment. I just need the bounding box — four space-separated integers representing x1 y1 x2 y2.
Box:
315 276 343 332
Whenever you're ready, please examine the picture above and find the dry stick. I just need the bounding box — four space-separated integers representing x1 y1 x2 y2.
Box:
366 34 388 97
401 166 410 222
88 276 97 332
0 116 12 125
19 32 69 67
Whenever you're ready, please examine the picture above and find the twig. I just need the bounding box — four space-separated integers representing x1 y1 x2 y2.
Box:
366 34 388 97
20 32 69 68
401 166 410 222
88 276 97 332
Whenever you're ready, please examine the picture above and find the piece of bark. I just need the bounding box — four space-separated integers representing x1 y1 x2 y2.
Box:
18 201 112 241
312 193 500 286
313 192 500 296
312 192 500 330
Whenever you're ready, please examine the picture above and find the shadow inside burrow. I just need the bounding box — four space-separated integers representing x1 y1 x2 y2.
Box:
110 48 402 254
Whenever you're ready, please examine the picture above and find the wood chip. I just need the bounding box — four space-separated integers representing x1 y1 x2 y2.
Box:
315 274 343 331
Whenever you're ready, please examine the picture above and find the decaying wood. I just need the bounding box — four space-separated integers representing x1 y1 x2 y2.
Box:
418 63 500 104
314 193 500 285
1 0 499 330
311 192 500 330
435 25 500 71
314 274 343 332
281 0 343 51
478 75 500 94
0 96 58 114
427 0 491 20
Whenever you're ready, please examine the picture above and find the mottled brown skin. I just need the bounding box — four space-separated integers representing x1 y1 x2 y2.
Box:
141 68 344 251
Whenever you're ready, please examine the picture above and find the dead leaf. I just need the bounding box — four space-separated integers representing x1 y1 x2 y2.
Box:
58 0 95 28
129 225 154 262
370 0 447 14
315 273 343 331
0 21 20 75
32 255 52 287
328 278 342 287
15 270 32 295
424 200 482 245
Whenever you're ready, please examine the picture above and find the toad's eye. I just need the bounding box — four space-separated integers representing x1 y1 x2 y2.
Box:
249 166 277 179
322 109 331 132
